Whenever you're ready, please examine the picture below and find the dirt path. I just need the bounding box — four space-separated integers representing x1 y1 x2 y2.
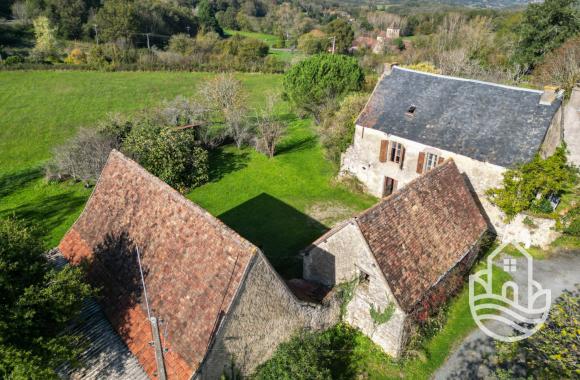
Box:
433 250 580 380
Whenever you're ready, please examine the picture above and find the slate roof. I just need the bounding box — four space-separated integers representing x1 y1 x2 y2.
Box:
59 150 257 380
357 67 562 167
48 251 148 380
355 160 488 313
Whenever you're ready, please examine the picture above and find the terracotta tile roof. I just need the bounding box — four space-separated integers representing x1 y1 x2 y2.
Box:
59 150 257 379
355 160 488 313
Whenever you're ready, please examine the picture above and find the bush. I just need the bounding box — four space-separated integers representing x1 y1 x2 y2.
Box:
252 324 361 380
284 54 364 123
495 287 580 379
64 48 86 65
319 93 368 165
3 55 24 65
46 127 120 184
486 146 577 220
123 122 209 192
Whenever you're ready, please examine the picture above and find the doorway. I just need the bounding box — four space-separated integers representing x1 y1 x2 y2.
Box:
383 177 397 197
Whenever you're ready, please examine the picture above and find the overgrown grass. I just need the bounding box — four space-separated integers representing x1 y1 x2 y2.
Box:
0 71 375 279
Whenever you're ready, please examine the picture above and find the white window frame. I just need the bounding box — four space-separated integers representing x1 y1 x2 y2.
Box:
424 152 439 171
389 142 403 163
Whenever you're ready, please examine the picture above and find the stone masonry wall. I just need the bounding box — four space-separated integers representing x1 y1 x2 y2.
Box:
342 125 558 248
303 222 408 357
196 253 340 379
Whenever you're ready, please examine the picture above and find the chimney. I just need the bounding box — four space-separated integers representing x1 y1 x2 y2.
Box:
383 62 398 76
539 85 560 105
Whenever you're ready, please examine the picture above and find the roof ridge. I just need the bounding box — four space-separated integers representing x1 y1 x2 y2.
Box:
393 66 543 94
355 158 456 222
107 150 257 252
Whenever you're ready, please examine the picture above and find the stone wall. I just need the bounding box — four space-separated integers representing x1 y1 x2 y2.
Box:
540 97 564 158
196 252 340 379
341 125 558 248
303 222 408 357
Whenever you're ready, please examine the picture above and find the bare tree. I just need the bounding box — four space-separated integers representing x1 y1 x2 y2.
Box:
225 106 254 149
254 96 286 158
46 128 119 184
199 73 252 148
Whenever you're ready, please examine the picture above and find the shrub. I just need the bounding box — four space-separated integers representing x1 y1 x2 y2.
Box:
486 146 577 220
297 30 328 54
252 324 361 380
495 287 580 378
46 127 120 184
64 48 86 65
123 122 209 192
284 54 364 123
3 55 24 65
319 93 368 166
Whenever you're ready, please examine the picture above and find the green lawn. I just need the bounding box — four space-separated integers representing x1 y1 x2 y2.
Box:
0 70 375 278
224 29 282 47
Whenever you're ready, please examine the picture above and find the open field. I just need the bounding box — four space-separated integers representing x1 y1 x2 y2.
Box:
224 28 282 47
0 71 375 278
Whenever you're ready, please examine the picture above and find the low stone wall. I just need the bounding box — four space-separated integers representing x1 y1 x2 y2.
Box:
196 253 340 379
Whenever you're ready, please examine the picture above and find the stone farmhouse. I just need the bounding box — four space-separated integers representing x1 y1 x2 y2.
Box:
342 65 565 246
303 159 489 356
58 150 340 380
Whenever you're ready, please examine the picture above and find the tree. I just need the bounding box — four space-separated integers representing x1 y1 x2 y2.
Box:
0 218 94 379
44 0 88 39
199 74 252 148
297 30 328 55
324 19 354 54
515 0 580 68
319 93 368 165
283 54 364 123
46 127 120 184
123 121 209 192
197 0 223 35
534 35 580 94
32 16 58 55
495 287 580 379
95 0 139 43
255 96 286 158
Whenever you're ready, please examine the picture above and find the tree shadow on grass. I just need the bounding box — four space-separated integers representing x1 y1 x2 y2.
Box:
218 193 328 279
208 148 250 182
0 167 43 199
276 135 318 155
0 192 87 240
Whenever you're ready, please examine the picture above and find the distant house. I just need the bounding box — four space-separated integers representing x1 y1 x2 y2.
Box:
342 66 564 245
303 160 489 356
58 150 339 379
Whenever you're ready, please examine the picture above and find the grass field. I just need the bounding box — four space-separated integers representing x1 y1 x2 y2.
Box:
0 70 375 278
224 29 282 47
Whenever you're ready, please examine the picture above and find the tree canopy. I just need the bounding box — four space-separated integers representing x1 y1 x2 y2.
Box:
0 218 94 379
515 0 580 68
283 54 364 123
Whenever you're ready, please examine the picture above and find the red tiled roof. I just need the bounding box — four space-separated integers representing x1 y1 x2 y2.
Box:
356 160 488 313
59 150 257 379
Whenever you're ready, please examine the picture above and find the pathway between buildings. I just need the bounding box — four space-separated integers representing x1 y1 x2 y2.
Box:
433 249 580 380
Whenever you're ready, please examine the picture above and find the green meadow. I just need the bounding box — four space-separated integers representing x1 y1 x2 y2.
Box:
0 70 375 278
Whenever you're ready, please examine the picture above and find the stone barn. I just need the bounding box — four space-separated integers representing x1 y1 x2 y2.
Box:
303 159 489 357
342 66 564 247
58 150 339 380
